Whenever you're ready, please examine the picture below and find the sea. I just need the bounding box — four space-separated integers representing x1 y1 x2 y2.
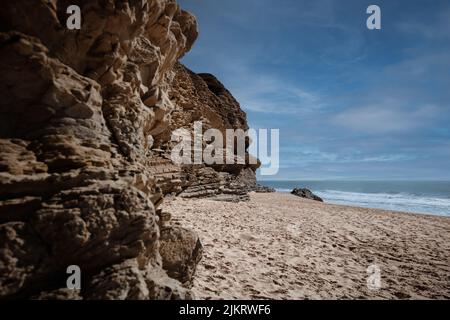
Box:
260 180 450 217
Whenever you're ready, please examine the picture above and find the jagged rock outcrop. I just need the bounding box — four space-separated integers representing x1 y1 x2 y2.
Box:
0 0 258 299
291 188 324 202
159 226 202 286
254 184 276 193
150 63 259 201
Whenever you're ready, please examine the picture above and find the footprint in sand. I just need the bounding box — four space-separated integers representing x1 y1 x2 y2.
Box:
240 233 257 241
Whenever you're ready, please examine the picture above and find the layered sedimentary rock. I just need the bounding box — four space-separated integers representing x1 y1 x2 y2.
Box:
152 63 259 201
0 0 257 299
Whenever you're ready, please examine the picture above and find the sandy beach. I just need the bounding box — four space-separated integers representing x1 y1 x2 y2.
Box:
164 192 450 300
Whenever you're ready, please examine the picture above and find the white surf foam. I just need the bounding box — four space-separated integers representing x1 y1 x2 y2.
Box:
314 190 450 216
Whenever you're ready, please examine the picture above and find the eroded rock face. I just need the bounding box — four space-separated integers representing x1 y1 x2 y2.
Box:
150 63 260 201
0 0 257 299
159 226 202 287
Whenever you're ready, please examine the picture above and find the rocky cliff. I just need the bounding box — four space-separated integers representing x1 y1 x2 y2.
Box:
0 0 257 299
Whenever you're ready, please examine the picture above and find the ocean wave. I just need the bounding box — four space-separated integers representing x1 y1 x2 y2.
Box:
314 190 450 216
275 188 293 193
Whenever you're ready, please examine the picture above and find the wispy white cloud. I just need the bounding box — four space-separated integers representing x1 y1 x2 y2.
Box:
201 57 329 115
232 74 325 115
396 7 450 40
280 145 417 168
331 104 441 134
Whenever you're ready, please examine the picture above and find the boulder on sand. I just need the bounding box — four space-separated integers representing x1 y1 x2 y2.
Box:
291 188 323 202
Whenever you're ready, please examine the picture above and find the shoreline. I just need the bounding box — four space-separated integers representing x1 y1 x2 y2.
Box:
273 190 450 219
164 192 450 299
264 185 450 217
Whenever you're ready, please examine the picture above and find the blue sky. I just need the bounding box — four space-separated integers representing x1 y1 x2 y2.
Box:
179 0 450 180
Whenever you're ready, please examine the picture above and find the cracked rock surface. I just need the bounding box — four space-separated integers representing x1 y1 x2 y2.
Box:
0 0 258 299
